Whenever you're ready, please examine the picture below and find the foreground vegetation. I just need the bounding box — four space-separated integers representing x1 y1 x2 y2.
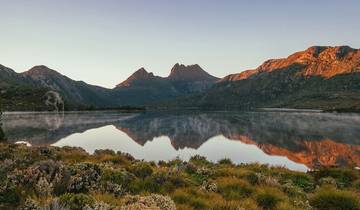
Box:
0 143 359 210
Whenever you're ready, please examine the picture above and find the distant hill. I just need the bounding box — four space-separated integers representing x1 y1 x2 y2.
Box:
164 46 360 111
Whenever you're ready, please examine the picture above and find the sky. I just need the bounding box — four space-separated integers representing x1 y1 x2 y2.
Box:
1 0 359 88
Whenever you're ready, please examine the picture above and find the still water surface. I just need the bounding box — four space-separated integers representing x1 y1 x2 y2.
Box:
2 111 360 171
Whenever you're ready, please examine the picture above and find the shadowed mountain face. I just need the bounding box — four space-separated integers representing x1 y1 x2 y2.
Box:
112 64 220 105
0 63 219 110
22 65 115 108
2 111 359 169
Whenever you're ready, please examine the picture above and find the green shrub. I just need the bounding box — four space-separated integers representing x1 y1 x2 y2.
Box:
218 178 253 200
129 162 153 179
173 189 209 210
256 188 284 210
101 169 134 188
313 168 358 188
0 182 20 206
59 193 95 210
310 188 360 210
185 162 198 174
246 172 260 185
218 158 233 165
283 173 314 192
94 149 115 156
281 181 305 198
354 179 360 191
134 178 161 193
189 155 210 166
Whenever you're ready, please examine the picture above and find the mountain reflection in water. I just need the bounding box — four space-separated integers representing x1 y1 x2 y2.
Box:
2 111 360 171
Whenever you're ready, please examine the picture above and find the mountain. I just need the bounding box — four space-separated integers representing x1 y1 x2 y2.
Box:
112 64 219 106
0 63 219 110
2 46 360 111
0 64 51 111
116 68 162 88
22 65 114 109
221 46 360 81
168 63 219 93
168 46 360 110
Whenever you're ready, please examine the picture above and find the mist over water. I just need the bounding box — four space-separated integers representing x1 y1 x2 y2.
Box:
2 111 360 171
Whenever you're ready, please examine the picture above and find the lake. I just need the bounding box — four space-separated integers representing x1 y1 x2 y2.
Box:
2 111 360 172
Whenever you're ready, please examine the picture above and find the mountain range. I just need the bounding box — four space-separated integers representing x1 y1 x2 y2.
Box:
1 45 359 111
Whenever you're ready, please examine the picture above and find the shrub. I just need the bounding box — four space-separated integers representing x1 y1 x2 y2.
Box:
247 171 260 185
277 201 302 210
319 176 338 188
129 162 153 179
0 182 20 206
310 187 360 210
312 168 358 188
59 193 95 210
67 163 101 193
284 173 314 192
185 162 197 174
129 177 161 194
101 169 134 188
172 189 209 210
354 179 360 191
256 188 284 210
121 194 177 210
189 155 210 166
217 178 253 200
218 158 233 165
94 149 115 156
281 181 306 198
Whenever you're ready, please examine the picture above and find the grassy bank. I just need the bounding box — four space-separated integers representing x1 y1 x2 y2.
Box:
0 143 359 210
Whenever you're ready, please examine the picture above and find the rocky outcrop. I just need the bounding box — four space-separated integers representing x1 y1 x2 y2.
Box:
168 63 219 82
221 46 360 82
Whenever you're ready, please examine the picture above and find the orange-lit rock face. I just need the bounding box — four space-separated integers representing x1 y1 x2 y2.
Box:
222 46 360 82
219 69 258 82
228 134 360 169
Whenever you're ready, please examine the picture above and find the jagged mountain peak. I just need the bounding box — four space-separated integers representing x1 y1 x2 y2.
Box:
168 63 218 81
132 67 154 77
116 67 158 88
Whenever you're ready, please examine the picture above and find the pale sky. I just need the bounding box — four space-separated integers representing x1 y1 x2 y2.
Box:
1 0 359 88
